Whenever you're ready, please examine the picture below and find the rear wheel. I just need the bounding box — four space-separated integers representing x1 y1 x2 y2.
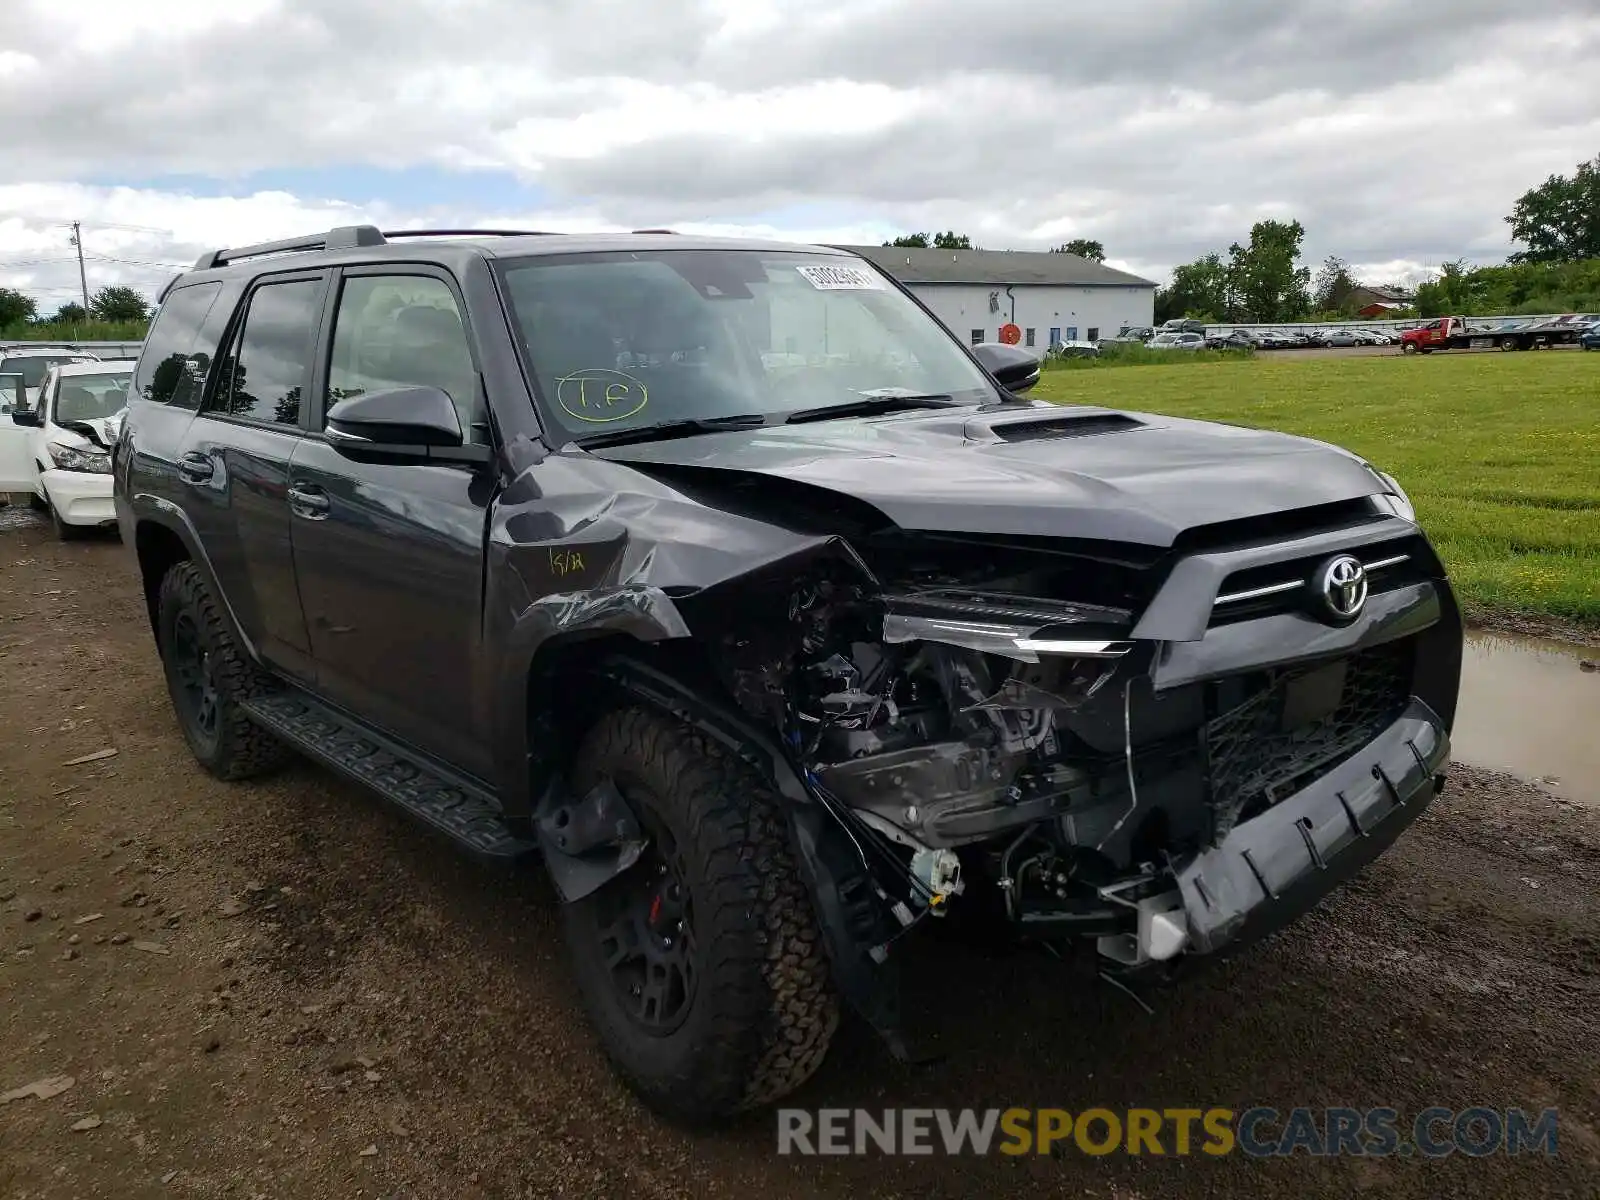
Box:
156 561 290 780
562 707 839 1122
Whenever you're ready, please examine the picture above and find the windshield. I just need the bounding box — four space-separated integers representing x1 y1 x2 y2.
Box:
52 371 133 423
0 355 95 388
498 250 1000 439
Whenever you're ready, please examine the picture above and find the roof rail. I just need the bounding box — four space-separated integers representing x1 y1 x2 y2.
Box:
380 228 561 240
632 228 678 234
190 225 567 272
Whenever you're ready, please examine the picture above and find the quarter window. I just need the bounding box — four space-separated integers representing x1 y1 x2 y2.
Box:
327 274 481 437
209 279 321 427
133 283 222 408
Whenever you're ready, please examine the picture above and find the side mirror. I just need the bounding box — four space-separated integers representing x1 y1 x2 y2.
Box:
971 342 1042 394
11 408 40 427
324 386 490 465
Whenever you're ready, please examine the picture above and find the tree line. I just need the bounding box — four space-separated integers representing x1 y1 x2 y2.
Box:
886 152 1600 325
884 232 1108 260
0 285 151 334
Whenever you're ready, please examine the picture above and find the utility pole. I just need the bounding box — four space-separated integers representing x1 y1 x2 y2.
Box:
69 221 89 314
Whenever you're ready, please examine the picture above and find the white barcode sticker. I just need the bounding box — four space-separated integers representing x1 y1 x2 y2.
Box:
796 263 886 291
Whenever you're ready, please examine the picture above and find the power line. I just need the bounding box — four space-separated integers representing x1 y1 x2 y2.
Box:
85 253 189 270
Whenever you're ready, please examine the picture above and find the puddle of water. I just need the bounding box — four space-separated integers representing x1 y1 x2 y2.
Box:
0 503 45 531
1453 632 1600 806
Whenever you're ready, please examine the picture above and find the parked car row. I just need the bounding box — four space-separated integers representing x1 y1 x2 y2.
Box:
1203 326 1402 350
1141 313 1600 355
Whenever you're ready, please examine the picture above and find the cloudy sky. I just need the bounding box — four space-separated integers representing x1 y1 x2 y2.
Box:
3 0 1597 311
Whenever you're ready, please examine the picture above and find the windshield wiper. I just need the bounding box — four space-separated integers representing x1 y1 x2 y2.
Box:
782 394 960 425
571 413 769 449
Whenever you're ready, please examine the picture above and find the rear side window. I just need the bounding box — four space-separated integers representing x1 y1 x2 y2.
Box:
208 279 322 427
134 283 222 407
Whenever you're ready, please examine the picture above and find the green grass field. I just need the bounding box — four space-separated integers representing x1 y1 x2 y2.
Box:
1032 352 1600 627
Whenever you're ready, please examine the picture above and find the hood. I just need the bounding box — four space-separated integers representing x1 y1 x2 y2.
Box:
53 416 118 450
587 403 1388 547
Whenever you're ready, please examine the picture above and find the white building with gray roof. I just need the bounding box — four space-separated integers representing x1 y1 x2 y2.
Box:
840 245 1156 350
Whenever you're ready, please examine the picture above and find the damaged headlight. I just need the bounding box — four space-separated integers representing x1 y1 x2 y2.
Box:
881 613 1131 664
1366 466 1415 522
46 442 111 474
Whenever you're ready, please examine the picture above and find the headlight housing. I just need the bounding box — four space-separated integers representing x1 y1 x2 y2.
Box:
1367 467 1415 522
46 441 112 474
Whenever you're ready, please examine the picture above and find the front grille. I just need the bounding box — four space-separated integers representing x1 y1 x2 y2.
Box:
1204 639 1414 838
1209 536 1428 626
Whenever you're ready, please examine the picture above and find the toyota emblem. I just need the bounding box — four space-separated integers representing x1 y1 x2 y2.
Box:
1313 554 1369 622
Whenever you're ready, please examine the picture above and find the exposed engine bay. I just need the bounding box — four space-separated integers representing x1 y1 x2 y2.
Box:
708 552 1208 971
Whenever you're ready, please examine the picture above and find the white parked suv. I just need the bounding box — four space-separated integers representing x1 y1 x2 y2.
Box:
0 360 131 538
0 345 100 411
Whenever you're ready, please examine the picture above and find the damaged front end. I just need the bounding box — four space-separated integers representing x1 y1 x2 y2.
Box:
694 516 1457 1004
533 498 1458 1058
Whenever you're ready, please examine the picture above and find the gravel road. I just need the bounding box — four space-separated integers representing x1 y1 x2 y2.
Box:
2 519 1597 1199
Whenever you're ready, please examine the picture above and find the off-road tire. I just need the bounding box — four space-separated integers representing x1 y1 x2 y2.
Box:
156 561 290 781
563 707 840 1123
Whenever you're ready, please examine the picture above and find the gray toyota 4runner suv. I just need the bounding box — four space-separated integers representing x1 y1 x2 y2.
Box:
116 226 1461 1122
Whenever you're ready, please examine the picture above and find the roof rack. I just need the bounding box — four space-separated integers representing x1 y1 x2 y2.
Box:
192 225 558 271
631 228 678 234
380 228 560 240
193 224 386 270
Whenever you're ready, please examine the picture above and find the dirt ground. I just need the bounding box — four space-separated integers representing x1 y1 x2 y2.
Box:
2 518 1598 1200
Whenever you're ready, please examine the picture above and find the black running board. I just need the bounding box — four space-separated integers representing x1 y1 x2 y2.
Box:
239 690 538 864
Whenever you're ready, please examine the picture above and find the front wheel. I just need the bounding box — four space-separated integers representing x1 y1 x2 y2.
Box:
562 707 840 1123
1500 336 1519 351
156 561 290 780
49 502 85 541
1401 342 1419 355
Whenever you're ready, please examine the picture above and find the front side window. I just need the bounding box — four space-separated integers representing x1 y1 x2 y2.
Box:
209 279 321 427
499 251 999 440
52 372 133 424
326 274 481 437
134 283 223 407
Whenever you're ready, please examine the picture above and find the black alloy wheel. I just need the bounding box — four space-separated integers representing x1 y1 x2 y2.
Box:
590 814 698 1035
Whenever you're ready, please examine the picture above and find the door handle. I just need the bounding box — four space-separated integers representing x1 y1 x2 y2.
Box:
287 484 331 520
177 452 213 484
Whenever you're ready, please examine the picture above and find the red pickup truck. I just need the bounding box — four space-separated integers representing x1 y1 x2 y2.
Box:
1400 316 1586 354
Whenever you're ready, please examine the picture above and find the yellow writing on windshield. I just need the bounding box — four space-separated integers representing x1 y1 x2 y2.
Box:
555 369 649 424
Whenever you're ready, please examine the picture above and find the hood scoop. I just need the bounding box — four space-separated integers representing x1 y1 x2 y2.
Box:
977 411 1146 443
